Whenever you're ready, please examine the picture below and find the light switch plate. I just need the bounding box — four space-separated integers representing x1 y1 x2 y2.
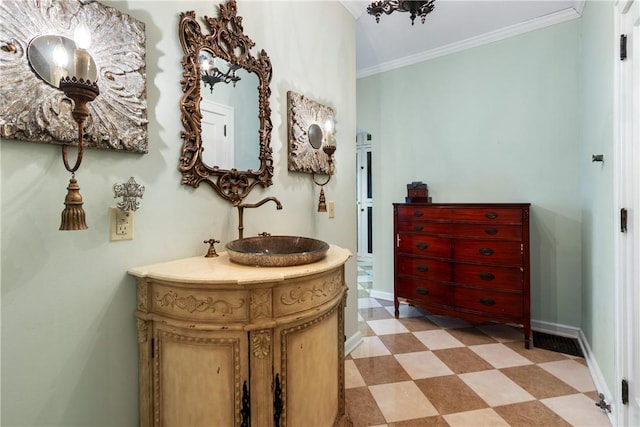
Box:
328 201 335 219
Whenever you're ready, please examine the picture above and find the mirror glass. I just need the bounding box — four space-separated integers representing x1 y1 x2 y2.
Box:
27 35 97 88
198 50 260 171
178 1 274 204
308 124 323 149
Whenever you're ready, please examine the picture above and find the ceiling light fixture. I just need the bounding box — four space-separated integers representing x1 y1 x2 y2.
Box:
367 0 435 25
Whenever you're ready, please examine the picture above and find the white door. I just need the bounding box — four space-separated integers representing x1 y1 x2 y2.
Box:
356 131 373 260
615 1 640 425
201 99 235 170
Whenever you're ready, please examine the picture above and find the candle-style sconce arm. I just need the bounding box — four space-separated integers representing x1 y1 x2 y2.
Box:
311 144 336 212
58 76 99 231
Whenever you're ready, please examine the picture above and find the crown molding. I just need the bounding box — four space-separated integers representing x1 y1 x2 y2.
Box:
357 1 585 79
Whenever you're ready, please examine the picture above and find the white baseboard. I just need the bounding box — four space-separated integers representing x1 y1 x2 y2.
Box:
532 320 614 425
345 330 363 356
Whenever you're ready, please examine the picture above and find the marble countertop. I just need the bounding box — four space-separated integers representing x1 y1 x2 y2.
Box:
128 244 351 285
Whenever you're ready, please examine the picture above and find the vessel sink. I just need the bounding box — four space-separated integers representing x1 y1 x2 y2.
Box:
226 235 329 267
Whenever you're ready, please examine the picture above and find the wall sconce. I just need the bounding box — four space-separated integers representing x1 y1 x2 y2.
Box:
287 91 337 213
199 51 241 93
58 22 99 231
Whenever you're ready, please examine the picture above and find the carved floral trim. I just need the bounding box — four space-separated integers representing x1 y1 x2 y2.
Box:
280 274 340 306
155 290 245 315
251 330 271 359
250 290 272 319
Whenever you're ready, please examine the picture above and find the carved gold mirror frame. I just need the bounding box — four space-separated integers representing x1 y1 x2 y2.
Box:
0 0 148 153
178 0 274 204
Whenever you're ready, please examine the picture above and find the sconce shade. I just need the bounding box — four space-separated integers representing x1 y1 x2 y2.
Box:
60 178 88 230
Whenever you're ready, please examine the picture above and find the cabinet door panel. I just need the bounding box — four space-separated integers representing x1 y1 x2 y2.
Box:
397 234 450 257
155 327 248 427
278 309 340 427
396 257 451 281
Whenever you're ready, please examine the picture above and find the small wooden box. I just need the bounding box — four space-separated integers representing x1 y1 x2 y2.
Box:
406 182 430 203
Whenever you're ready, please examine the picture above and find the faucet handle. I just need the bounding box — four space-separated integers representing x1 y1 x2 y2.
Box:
258 232 271 237
204 238 220 258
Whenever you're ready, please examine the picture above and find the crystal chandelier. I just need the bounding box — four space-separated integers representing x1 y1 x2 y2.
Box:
367 0 436 25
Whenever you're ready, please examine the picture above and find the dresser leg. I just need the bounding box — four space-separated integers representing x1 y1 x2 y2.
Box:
394 298 399 318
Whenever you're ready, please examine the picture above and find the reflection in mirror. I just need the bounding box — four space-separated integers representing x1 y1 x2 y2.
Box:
179 0 273 204
199 50 260 171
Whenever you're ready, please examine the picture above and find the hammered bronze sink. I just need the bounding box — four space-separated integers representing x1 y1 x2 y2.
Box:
226 236 330 267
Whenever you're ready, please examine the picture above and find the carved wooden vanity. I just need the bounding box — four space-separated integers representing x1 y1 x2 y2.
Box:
129 246 352 427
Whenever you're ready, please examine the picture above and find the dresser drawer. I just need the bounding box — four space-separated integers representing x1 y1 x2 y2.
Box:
453 263 523 291
396 277 452 306
396 221 453 235
397 234 450 257
396 257 451 281
396 206 523 224
454 288 523 318
453 239 522 266
452 224 522 240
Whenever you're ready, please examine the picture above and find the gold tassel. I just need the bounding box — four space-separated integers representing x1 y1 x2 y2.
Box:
60 178 88 230
317 187 327 212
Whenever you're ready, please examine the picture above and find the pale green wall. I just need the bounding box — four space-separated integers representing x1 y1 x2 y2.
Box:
357 1 617 392
358 19 583 327
579 0 615 391
0 1 357 425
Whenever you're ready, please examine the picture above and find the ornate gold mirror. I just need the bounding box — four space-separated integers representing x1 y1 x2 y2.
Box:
178 0 273 204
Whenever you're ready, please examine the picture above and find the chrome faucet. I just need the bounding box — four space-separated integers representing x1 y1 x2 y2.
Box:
235 197 283 239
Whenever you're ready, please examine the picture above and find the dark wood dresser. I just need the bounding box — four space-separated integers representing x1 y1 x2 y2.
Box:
393 203 531 348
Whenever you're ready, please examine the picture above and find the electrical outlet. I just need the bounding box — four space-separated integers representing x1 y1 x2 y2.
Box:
110 207 134 241
328 201 335 219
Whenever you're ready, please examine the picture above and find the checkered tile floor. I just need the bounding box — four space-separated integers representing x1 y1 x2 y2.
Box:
346 260 612 426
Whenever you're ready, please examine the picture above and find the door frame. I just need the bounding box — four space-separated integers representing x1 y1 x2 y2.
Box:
614 1 640 425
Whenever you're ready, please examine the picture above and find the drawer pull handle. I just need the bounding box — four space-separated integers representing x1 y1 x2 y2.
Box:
479 272 495 281
484 228 498 235
485 212 498 219
413 210 424 217
478 247 494 256
416 242 429 250
413 225 424 231
480 297 495 306
416 287 430 295
417 265 429 272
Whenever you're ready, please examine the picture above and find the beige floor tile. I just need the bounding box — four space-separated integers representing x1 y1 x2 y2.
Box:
470 343 533 368
379 333 428 354
541 393 612 426
504 340 572 363
397 316 440 332
394 351 454 379
493 400 573 427
359 307 394 321
413 329 465 350
345 359 366 389
359 297 383 308
415 375 488 415
367 319 410 335
369 381 438 423
345 386 387 427
351 336 392 359
443 408 511 427
353 355 412 385
432 347 494 374
500 365 578 399
459 370 535 407
477 324 524 343
539 359 597 392
447 326 499 346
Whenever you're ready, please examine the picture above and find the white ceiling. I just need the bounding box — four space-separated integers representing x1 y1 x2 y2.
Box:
342 0 585 78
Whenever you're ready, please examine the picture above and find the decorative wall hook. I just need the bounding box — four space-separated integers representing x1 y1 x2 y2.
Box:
113 177 145 212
